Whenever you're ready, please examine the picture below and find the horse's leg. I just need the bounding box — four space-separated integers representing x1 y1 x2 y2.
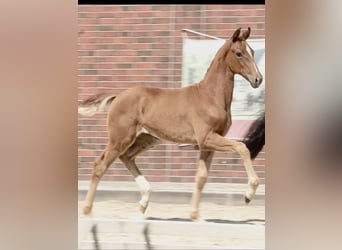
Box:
83 143 120 215
83 123 139 216
119 133 160 213
203 133 260 203
190 151 214 221
120 155 150 213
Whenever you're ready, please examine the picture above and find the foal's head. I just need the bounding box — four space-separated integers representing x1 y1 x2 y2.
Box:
223 27 263 88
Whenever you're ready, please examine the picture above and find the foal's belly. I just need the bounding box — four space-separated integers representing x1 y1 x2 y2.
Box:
139 125 197 145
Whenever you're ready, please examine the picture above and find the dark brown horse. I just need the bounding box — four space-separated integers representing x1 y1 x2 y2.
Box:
243 111 265 160
78 27 263 221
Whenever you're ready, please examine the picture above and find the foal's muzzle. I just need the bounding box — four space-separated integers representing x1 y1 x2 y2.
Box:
249 75 263 88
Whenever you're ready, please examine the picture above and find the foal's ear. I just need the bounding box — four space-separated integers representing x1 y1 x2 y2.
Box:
241 27 251 40
232 28 241 42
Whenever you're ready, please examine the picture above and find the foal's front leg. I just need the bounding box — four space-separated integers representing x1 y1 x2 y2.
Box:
190 151 214 221
203 132 260 203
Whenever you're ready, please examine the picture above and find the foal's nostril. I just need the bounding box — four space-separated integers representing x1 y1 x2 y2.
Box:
249 75 262 87
256 76 263 85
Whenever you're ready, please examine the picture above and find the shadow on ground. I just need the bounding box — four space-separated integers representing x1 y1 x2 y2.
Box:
146 217 265 225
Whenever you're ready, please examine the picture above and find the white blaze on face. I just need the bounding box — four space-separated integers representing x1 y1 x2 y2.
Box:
246 44 259 75
246 43 253 57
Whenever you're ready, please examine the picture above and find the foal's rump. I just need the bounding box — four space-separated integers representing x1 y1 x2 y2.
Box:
77 86 152 117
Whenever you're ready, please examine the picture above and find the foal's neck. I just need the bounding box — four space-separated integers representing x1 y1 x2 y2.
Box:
200 59 235 112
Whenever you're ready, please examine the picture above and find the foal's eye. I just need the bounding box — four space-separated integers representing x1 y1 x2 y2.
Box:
236 52 242 58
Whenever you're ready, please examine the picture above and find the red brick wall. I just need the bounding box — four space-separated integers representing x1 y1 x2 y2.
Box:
78 4 265 184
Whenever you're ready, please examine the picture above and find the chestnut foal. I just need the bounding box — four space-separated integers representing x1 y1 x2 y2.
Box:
79 27 263 221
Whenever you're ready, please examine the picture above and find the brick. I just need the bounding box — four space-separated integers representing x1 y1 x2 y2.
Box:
102 5 123 12
79 5 104 12
78 12 97 18
206 5 226 10
151 5 172 11
128 5 152 11
97 12 115 18
177 5 201 11
78 18 98 25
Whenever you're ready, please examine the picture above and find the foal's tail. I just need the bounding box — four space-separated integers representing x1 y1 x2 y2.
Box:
242 111 265 160
78 92 116 116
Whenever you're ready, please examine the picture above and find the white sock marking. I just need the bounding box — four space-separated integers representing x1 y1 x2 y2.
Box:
135 175 151 207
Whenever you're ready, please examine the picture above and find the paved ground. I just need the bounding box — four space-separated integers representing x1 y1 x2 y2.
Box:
78 181 265 249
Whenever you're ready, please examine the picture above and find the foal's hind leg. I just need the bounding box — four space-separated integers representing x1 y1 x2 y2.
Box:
190 151 214 221
120 155 151 213
119 133 160 214
83 123 139 216
83 143 120 215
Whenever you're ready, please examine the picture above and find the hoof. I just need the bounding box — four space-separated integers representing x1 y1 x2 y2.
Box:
139 204 148 214
83 206 92 215
190 211 200 221
244 196 251 204
192 217 205 222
